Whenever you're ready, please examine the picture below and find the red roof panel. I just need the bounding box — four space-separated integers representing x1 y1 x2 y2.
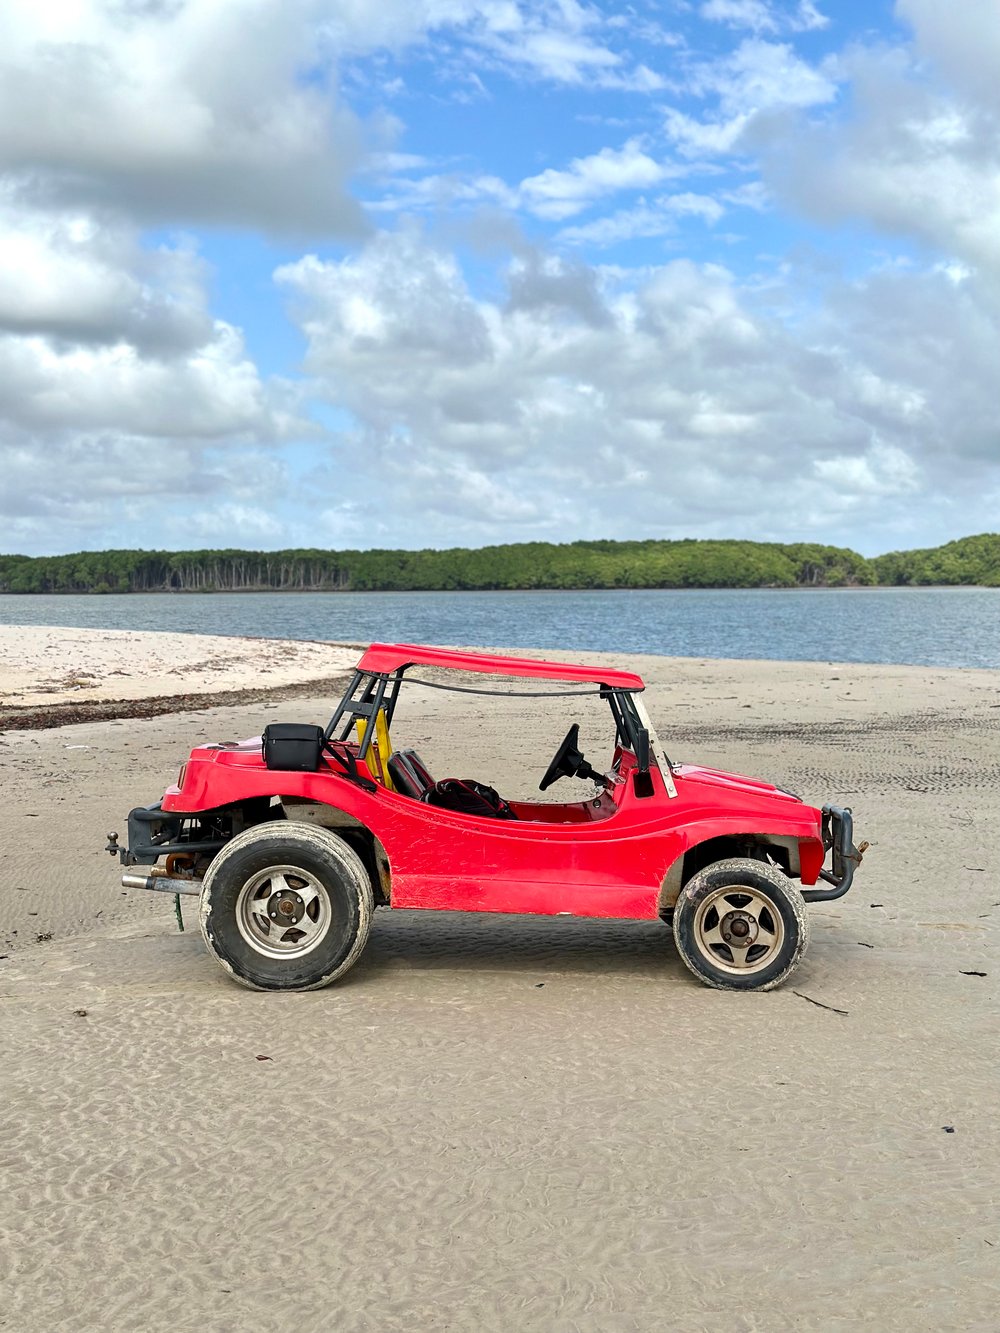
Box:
355 642 645 690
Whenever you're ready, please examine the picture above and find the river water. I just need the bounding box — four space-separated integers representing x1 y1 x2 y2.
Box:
2 586 998 669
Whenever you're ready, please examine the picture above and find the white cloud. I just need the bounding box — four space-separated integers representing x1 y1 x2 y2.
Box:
665 39 838 158
0 325 286 438
0 198 304 550
273 229 1000 552
814 441 921 498
184 503 286 542
466 1 666 89
722 180 770 210
933 260 971 286
753 41 1000 275
560 193 724 246
690 38 837 113
279 233 491 376
663 110 751 157
364 171 518 215
363 152 433 175
700 1 828 34
366 137 689 224
702 0 781 32
0 192 212 353
330 0 668 91
519 140 672 220
897 0 1000 113
505 250 610 325
0 0 677 266
0 0 369 234
0 427 300 552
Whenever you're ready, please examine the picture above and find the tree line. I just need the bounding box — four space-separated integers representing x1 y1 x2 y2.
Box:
0 534 997 594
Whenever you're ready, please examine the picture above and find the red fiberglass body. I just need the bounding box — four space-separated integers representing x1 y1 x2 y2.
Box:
151 642 830 920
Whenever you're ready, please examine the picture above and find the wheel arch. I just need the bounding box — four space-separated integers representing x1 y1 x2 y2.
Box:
658 830 806 915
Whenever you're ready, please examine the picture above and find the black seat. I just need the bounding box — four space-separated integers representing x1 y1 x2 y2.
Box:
387 748 435 799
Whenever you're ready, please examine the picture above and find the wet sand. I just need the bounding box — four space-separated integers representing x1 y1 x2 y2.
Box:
2 630 999 1330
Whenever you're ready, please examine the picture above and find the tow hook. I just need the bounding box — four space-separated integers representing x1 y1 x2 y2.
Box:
105 832 120 857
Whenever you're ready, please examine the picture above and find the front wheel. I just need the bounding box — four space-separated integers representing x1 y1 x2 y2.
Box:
199 823 374 991
672 856 809 991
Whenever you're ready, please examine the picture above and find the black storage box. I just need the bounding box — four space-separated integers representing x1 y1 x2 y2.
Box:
262 723 325 772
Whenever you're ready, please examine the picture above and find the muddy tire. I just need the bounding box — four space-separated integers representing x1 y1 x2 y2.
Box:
199 823 373 991
672 856 809 992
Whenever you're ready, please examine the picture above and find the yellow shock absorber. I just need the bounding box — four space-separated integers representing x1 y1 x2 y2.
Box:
355 707 395 790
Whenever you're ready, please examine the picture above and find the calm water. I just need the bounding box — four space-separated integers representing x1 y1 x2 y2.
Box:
0 587 997 668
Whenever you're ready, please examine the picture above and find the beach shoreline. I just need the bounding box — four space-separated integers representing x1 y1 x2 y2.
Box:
0 623 361 729
5 621 1000 730
0 680 353 732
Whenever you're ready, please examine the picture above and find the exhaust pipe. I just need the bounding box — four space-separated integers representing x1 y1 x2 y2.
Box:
122 871 202 896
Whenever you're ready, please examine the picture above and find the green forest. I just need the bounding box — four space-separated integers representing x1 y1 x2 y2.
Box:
1 533 998 594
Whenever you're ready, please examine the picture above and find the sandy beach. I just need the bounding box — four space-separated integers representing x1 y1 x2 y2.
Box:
0 625 362 729
2 627 999 1331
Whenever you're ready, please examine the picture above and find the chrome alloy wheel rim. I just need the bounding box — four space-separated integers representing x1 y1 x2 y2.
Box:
692 885 785 975
236 865 332 960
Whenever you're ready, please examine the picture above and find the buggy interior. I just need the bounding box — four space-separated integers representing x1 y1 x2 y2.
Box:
322 663 654 824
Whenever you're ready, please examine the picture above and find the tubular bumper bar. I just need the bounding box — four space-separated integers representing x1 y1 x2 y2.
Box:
115 801 227 866
802 805 866 903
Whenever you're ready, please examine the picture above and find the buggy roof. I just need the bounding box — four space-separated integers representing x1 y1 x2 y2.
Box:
355 642 645 691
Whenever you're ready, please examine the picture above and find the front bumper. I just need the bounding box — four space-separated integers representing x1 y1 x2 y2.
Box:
801 805 866 902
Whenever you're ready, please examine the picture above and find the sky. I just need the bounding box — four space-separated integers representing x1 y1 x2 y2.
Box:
1 0 998 559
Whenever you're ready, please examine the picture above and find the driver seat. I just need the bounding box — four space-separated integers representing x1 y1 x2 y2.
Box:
386 748 435 800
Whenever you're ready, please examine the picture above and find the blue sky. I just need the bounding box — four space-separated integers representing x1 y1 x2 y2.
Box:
1 0 998 557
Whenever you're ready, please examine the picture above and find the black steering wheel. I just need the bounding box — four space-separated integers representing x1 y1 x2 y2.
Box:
539 724 601 791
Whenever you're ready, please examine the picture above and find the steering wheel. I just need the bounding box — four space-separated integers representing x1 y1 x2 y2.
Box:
539 724 601 791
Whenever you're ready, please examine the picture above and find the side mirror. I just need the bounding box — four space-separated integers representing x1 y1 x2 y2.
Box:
634 727 650 774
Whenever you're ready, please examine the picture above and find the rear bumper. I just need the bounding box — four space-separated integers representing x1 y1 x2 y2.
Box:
116 801 227 866
801 805 866 902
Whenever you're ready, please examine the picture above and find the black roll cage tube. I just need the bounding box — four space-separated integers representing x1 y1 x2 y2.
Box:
602 685 647 756
324 670 401 763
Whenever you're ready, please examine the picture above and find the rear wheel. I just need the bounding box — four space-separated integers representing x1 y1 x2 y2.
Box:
672 856 808 991
199 823 373 991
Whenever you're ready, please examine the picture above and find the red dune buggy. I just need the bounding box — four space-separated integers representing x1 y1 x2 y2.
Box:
109 642 865 992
